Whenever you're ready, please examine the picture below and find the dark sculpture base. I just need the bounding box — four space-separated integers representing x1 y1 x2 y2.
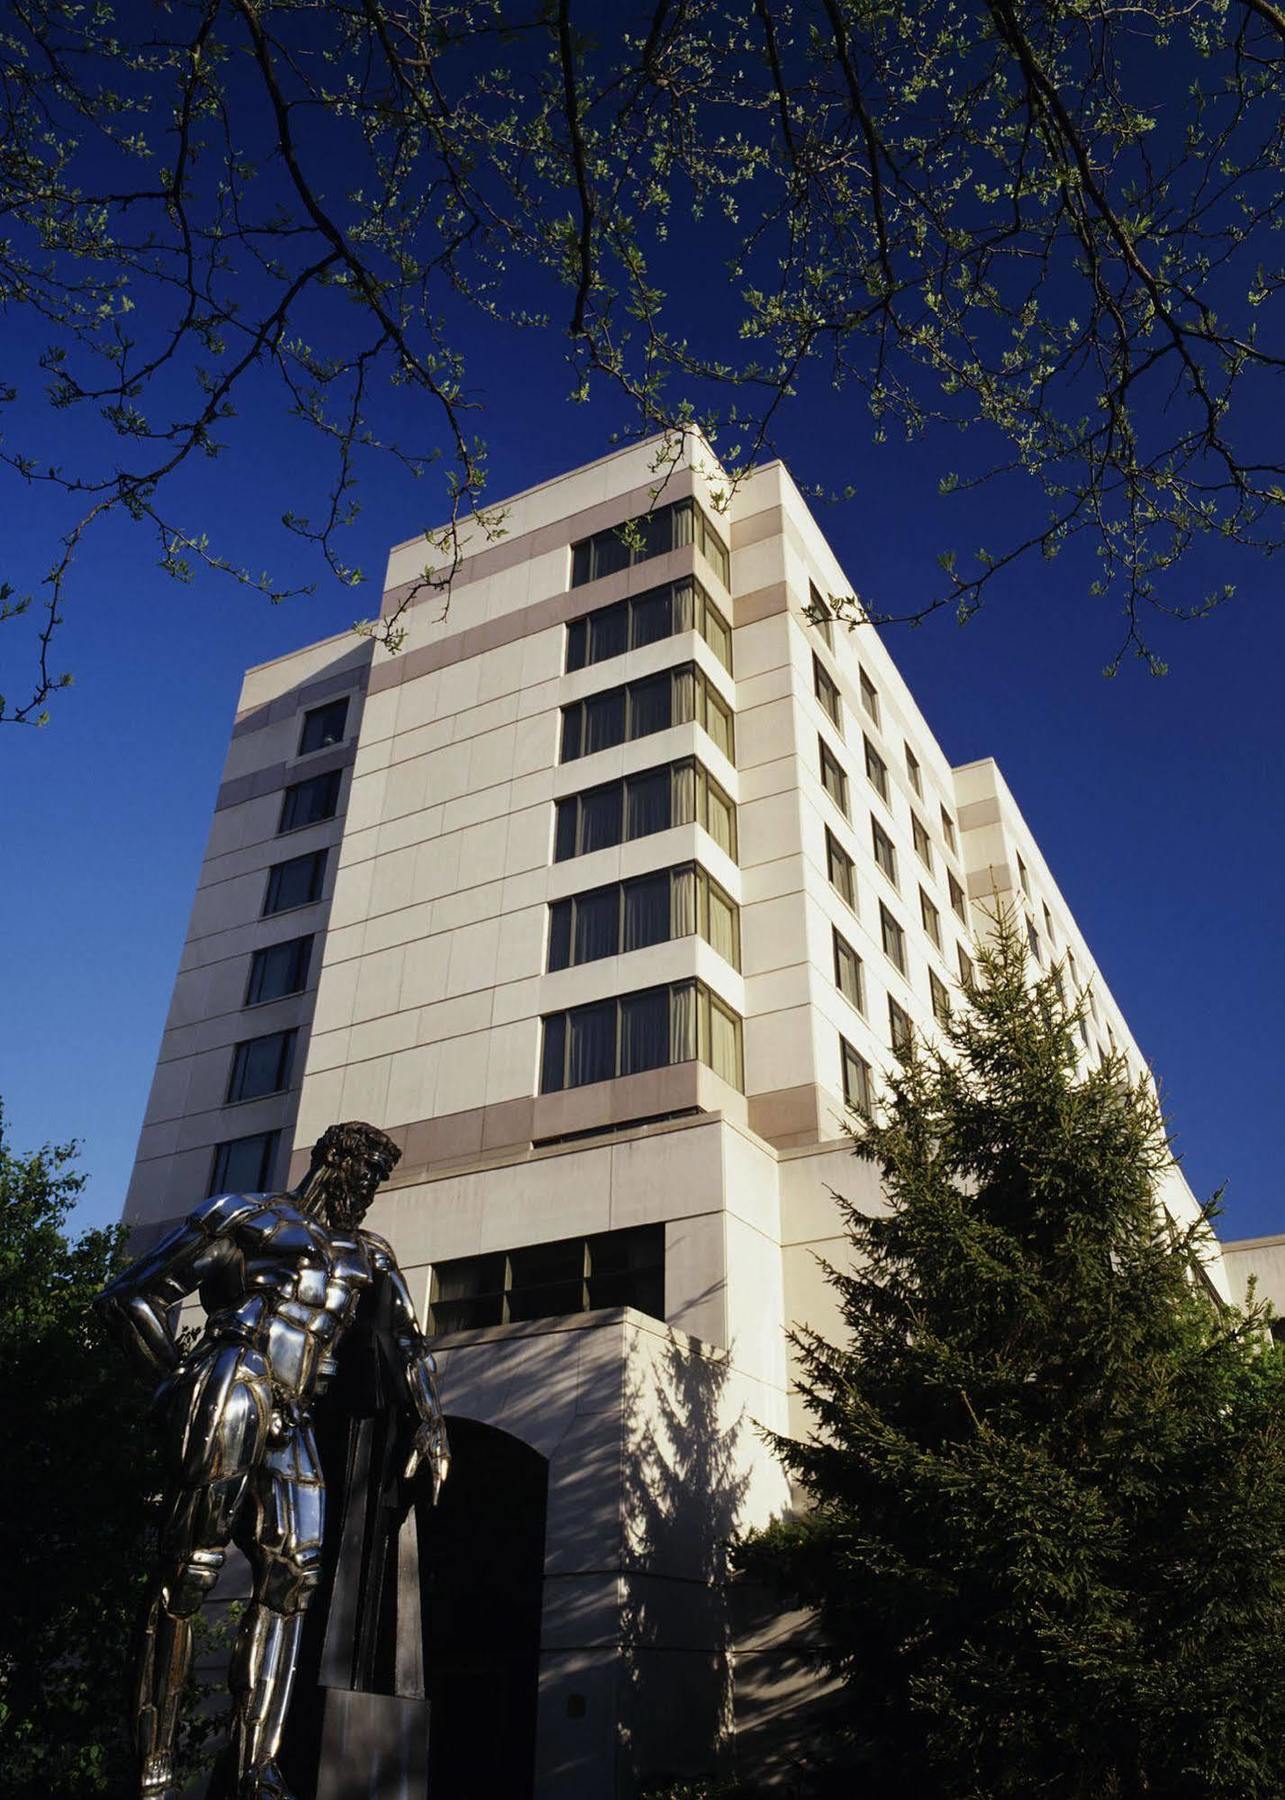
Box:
315 1690 430 1800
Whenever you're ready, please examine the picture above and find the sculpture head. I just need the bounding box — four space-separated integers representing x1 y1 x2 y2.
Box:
306 1121 402 1229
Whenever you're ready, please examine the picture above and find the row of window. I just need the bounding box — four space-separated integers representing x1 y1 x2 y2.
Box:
428 1224 663 1334
548 862 740 972
571 498 730 591
560 661 734 765
566 577 732 675
554 756 737 863
540 978 744 1095
825 823 967 955
818 726 959 899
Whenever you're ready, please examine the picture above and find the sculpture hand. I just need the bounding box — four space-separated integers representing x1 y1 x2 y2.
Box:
404 1420 450 1503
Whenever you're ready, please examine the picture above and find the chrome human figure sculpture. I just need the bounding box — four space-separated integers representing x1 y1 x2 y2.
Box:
97 1120 449 1800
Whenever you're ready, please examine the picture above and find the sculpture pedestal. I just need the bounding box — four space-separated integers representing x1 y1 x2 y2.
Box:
315 1690 430 1800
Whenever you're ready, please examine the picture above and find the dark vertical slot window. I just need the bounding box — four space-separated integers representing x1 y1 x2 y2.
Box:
920 888 942 950
1027 919 1043 965
859 669 881 727
298 697 348 755
227 1029 296 1103
279 769 342 833
864 736 889 802
930 970 952 1025
941 806 958 856
841 1040 872 1111
872 818 898 887
808 579 835 649
814 656 842 732
263 849 326 916
1017 853 1031 898
246 935 313 1005
820 739 849 815
209 1130 279 1197
949 870 969 922
911 812 932 870
888 997 912 1051
826 828 856 908
958 944 975 988
905 745 923 796
880 903 907 973
833 929 864 1012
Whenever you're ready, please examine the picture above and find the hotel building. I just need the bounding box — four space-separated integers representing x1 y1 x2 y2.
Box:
122 431 1256 1796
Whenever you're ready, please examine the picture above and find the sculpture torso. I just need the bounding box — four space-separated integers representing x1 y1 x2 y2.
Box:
194 1195 376 1401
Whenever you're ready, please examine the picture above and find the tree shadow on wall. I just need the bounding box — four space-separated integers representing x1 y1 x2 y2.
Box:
617 1320 751 1798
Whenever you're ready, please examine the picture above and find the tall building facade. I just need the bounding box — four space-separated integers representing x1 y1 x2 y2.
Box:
124 432 1251 1795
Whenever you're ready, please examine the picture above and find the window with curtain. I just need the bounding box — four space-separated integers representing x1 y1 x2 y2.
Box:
864 735 889 802
263 849 326 916
872 817 898 886
941 805 959 856
820 738 849 815
279 768 342 833
540 980 743 1092
833 929 864 1012
929 970 952 1025
554 758 737 863
888 996 913 1051
227 1029 296 1103
859 668 881 727
949 869 969 922
429 1225 665 1333
547 862 739 970
826 828 856 908
560 664 733 765
920 887 942 949
841 1039 872 1111
881 903 907 973
905 744 923 796
565 578 732 672
958 943 975 989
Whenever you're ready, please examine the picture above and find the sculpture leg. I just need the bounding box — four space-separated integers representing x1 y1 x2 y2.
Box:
229 1420 325 1798
136 1477 244 1798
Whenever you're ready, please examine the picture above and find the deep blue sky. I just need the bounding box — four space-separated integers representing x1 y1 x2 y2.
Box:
2 288 1282 1247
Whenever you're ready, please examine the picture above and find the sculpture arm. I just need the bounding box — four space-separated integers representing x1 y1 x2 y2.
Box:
366 1234 450 1500
95 1193 248 1378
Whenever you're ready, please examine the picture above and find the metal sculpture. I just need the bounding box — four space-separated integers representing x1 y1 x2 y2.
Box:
97 1121 449 1800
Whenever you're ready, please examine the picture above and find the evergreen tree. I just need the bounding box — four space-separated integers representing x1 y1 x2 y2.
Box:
738 913 1285 1799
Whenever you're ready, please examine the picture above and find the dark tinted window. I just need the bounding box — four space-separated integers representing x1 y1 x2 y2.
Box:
299 697 348 755
246 936 312 1005
279 769 341 833
227 1030 296 1103
209 1131 279 1197
428 1225 664 1333
263 850 326 916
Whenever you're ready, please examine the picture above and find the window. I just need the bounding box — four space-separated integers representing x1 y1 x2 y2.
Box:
929 969 951 1025
920 887 941 950
940 805 958 856
571 499 728 590
826 828 856 908
1042 901 1055 943
813 655 842 732
949 870 968 923
905 744 923 797
833 929 865 1012
560 663 734 765
554 758 738 863
1017 852 1031 898
819 738 849 815
246 935 312 1006
880 902 907 973
1067 949 1079 985
859 669 880 728
298 697 348 755
911 812 932 871
864 735 889 802
540 980 744 1093
808 579 835 649
428 1224 664 1333
279 769 341 834
958 943 975 988
841 1038 872 1111
547 863 740 971
566 578 732 674
227 1030 296 1104
263 849 326 916
872 817 898 886
209 1130 279 1197
888 996 912 1051
1026 918 1043 965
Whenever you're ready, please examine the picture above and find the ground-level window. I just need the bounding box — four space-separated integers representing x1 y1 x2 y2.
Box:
428 1224 665 1333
